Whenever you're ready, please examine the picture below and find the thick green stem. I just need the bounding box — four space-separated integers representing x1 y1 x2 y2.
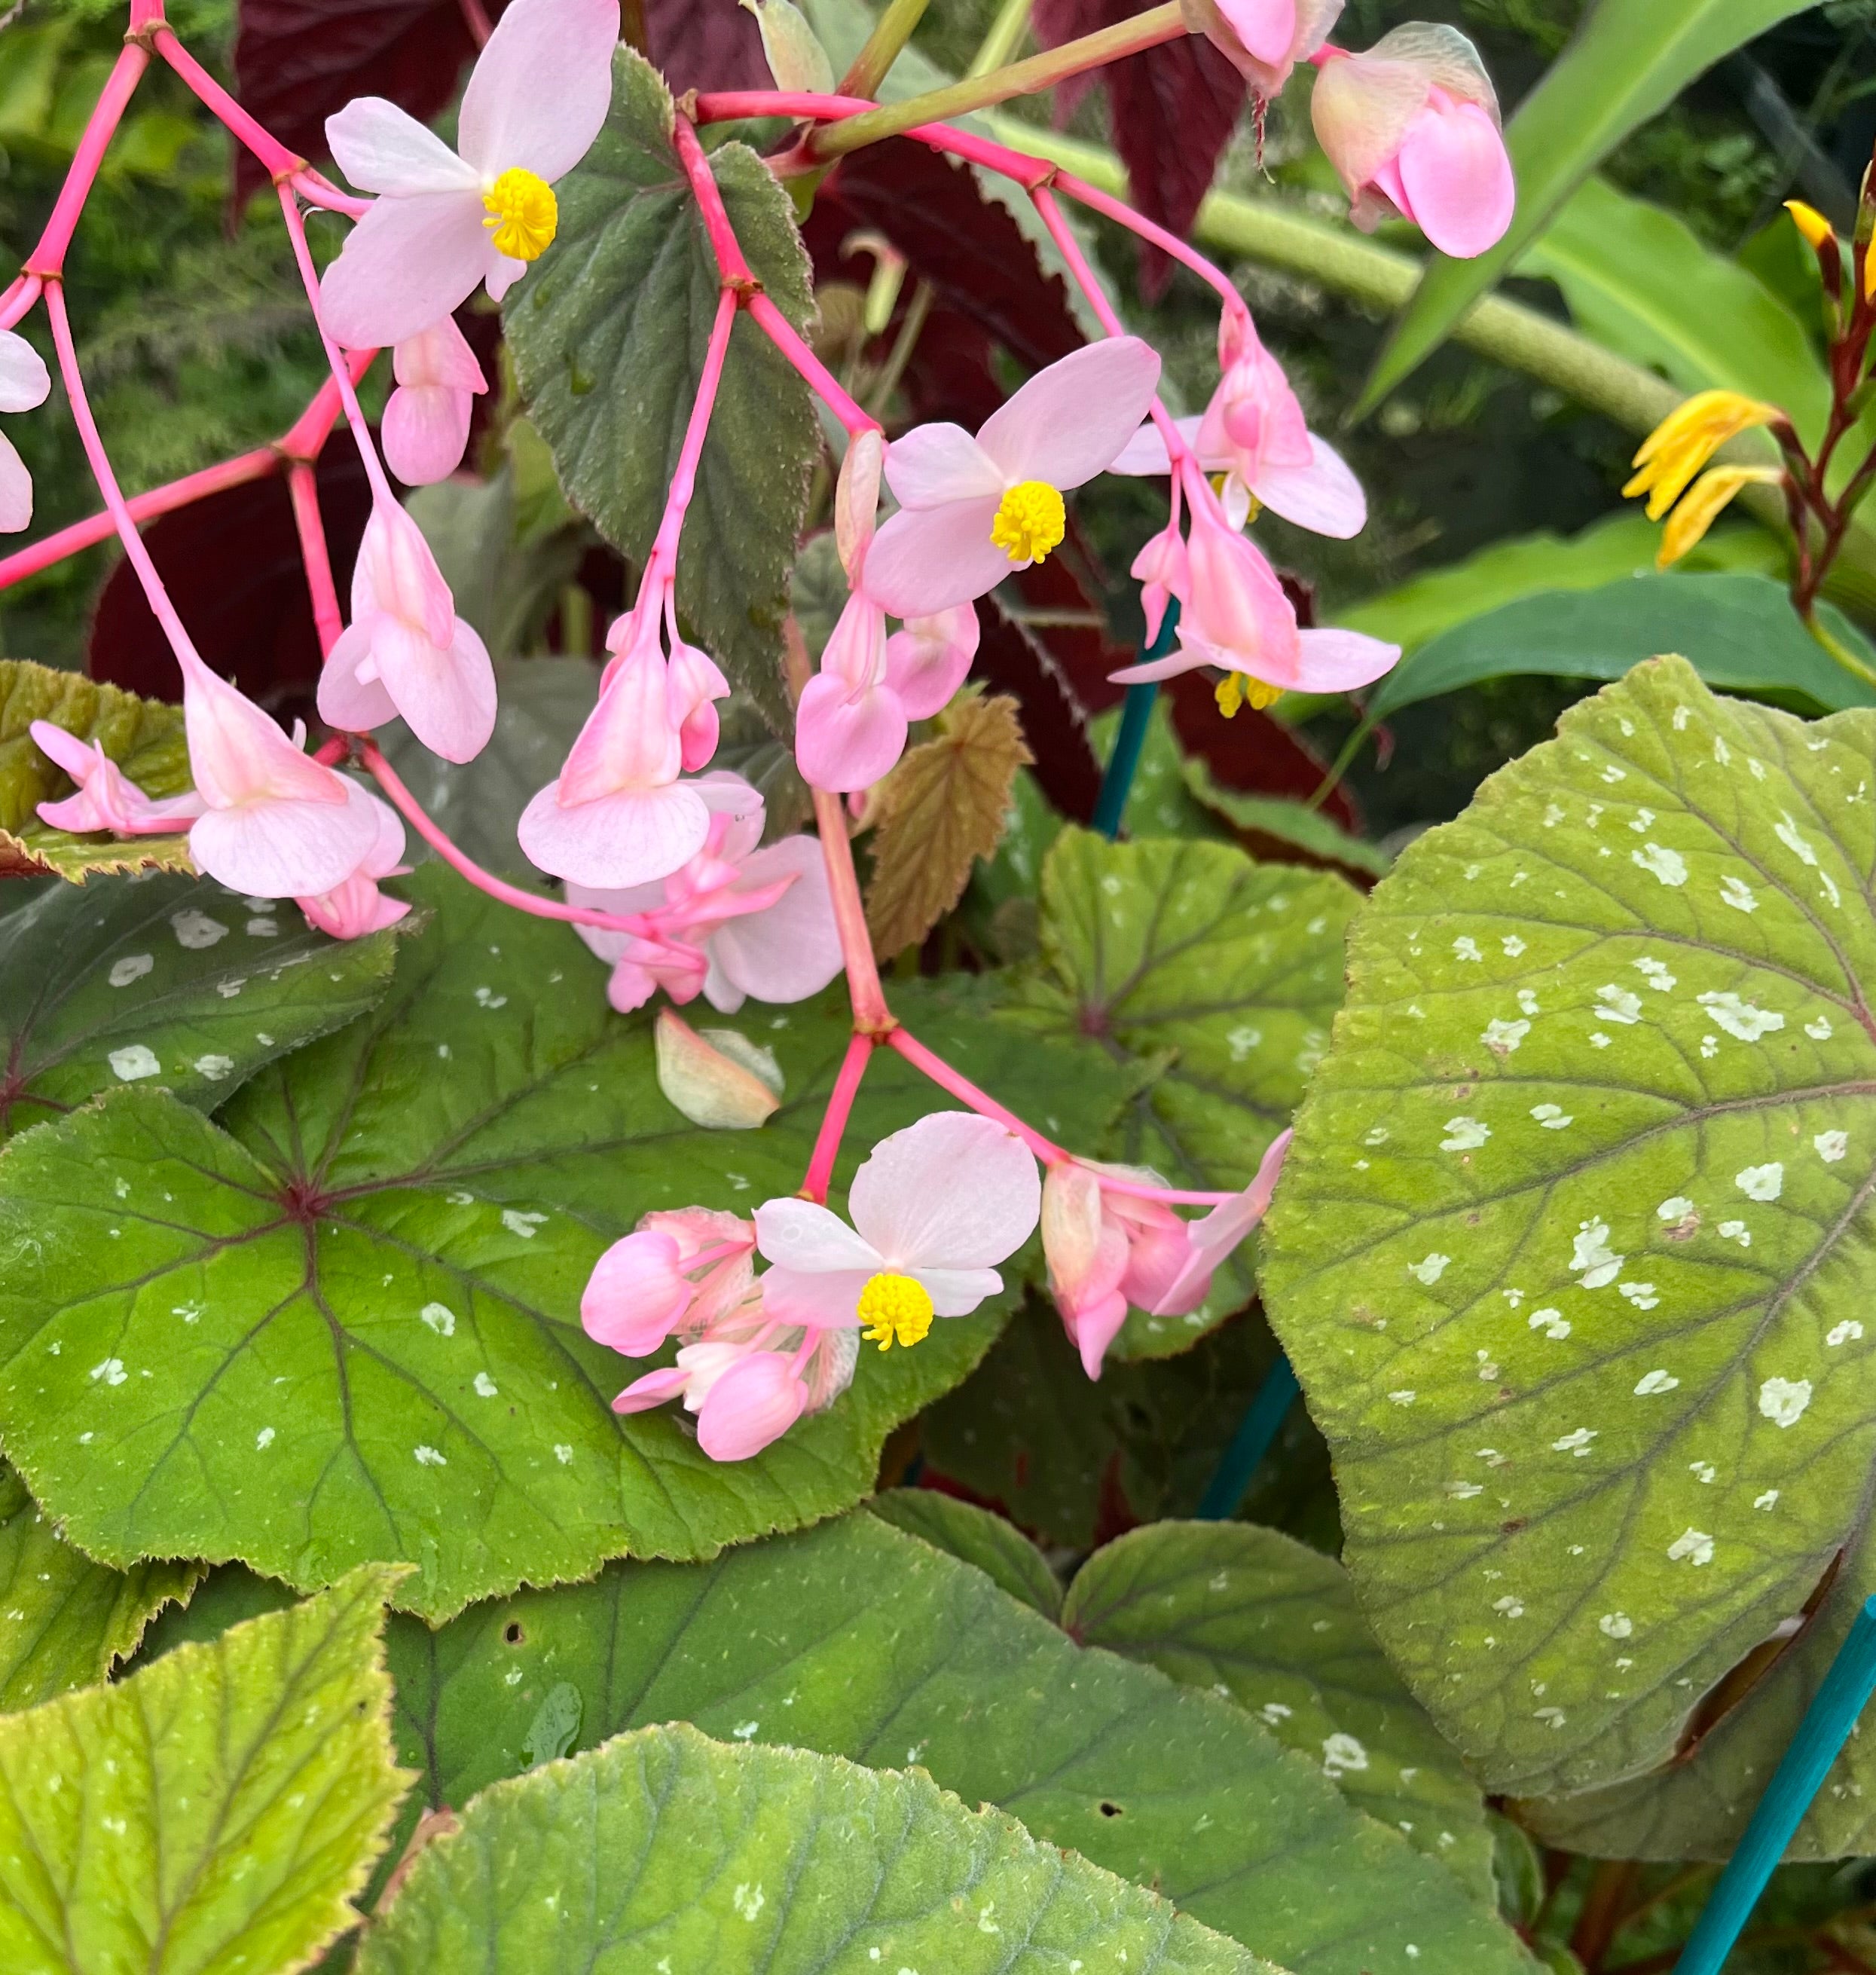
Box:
987 114 1876 624
969 0 1034 76
809 3 1186 161
836 0 932 101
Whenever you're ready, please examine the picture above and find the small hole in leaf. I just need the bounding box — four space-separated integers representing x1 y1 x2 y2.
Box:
504 1622 525 1646
1098 1801 1123 1818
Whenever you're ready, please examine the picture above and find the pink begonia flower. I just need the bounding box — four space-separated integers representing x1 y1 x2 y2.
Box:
1181 0 1343 96
1042 1160 1196 1379
383 316 487 485
0 329 52 533
863 338 1163 620
518 589 741 890
754 1111 1040 1342
30 721 206 836
567 777 842 1014
177 649 383 898
318 498 496 763
1112 315 1366 539
1148 1129 1291 1316
295 785 411 939
584 1206 756 1356
1114 471 1399 697
1311 25 1514 258
319 0 620 349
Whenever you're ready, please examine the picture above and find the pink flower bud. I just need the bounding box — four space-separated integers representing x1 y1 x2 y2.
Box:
383 316 487 486
1181 0 1343 95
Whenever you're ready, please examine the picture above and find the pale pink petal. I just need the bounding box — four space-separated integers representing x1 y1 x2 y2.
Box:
1108 644 1208 686
457 0 619 182
795 672 906 794
757 1266 873 1328
692 769 766 824
1291 626 1401 692
32 721 207 836
836 428 884 578
582 1230 692 1355
695 1351 807 1461
319 191 498 350
360 500 456 649
316 621 399 734
848 1111 1040 1270
600 948 667 1011
1150 1129 1290 1316
181 650 347 811
668 637 730 772
1250 433 1367 537
883 604 977 721
819 592 888 693
907 1265 1007 1316
1219 473 1254 533
1042 1163 1127 1310
0 331 50 414
707 836 842 1007
753 1196 884 1277
1395 96 1516 258
1068 1289 1129 1380
862 497 1010 619
610 1364 693 1414
393 315 487 392
188 783 378 898
325 98 479 195
881 423 1003 509
559 644 681 803
296 873 411 940
1108 414 1205 478
483 252 529 304
1130 523 1189 646
1214 0 1296 63
383 384 473 485
1309 52 1429 200
0 431 31 533
356 781 408 876
801 1328 860 1413
976 338 1163 490
517 778 710 888
371 613 498 763
1183 503 1300 675
565 873 668 965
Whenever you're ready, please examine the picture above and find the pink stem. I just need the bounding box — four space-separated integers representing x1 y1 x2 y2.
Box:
155 26 304 184
0 445 277 591
288 462 344 657
0 275 40 334
280 350 378 460
646 289 738 581
749 292 879 438
43 281 206 670
25 45 148 278
1051 167 1250 326
276 187 398 510
362 743 679 940
292 169 371 220
458 0 493 45
1096 1177 1242 1206
693 89 875 122
886 1026 1063 1163
800 1032 876 1202
671 115 755 283
808 782 892 1030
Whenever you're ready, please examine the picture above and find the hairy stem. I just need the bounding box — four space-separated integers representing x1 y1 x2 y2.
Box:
750 291 880 436
801 1033 878 1201
837 0 933 100
646 289 740 582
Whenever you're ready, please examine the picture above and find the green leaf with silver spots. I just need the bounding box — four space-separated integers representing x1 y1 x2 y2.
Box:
505 46 818 732
357 1721 1267 1975
0 867 1128 1622
1260 656 1876 1801
0 870 400 1139
1001 827 1358 1353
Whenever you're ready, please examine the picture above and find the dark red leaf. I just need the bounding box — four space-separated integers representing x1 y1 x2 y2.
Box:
88 446 374 727
1165 671 1363 834
976 597 1103 823
1031 0 1245 299
644 0 768 94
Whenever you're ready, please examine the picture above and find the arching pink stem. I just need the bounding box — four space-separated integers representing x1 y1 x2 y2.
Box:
288 462 344 657
644 289 739 585
26 47 148 278
0 275 41 335
885 1026 1063 1163
800 1032 877 1203
156 27 304 184
749 292 879 438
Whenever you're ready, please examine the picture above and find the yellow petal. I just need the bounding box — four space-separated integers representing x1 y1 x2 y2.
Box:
1656 465 1785 568
1784 200 1835 252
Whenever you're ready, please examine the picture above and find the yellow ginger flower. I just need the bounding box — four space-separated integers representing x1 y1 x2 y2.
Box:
1656 465 1786 568
1624 391 1783 521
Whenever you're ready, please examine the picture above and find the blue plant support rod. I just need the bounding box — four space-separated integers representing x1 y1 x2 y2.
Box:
1091 601 1179 839
1196 1355 1300 1521
1676 1594 1876 1975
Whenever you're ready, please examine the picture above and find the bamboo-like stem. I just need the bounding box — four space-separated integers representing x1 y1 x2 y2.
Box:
968 0 1034 75
837 0 932 100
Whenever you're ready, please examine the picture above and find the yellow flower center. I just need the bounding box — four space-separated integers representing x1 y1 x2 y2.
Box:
989 480 1065 566
483 167 558 262
1215 673 1284 719
856 1271 933 1351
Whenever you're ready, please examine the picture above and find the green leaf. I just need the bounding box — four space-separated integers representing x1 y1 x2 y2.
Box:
1063 1520 1496 1900
0 658 194 882
1181 764 1393 879
0 867 1129 1622
1361 0 1820 408
506 47 818 733
0 870 402 1141
1260 655 1876 1801
0 1463 197 1711
1001 827 1359 1352
1364 574 1876 725
1523 178 1831 443
371 1512 1529 1975
869 1486 1062 1619
361 1720 1267 1975
0 1564 410 1975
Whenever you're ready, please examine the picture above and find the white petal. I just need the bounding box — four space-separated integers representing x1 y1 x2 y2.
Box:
1108 414 1205 478
861 497 1011 619
0 431 31 533
976 338 1163 490
1251 432 1368 537
881 423 1003 509
0 331 50 414
458 0 620 181
319 191 497 350
753 1196 883 1274
325 98 478 196
849 1111 1040 1269
910 1266 1005 1317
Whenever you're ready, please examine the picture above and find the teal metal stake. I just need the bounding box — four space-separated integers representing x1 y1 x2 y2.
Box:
1091 601 1178 840
1196 1355 1299 1520
1675 1595 1876 1975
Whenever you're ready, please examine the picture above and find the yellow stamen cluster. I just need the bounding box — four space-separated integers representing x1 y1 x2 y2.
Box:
857 1270 933 1351
1623 391 1782 521
1655 464 1786 569
990 479 1066 566
1215 672 1284 718
483 167 558 262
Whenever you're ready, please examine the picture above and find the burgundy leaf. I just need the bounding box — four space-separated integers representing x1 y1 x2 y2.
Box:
643 0 768 94
89 447 374 726
976 597 1103 822
1032 0 1245 299
1165 671 1364 834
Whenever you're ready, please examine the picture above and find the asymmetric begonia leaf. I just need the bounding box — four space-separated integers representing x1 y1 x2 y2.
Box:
1260 656 1876 1801
0 659 193 880
364 1512 1532 1975
0 1463 197 1711
868 1486 1063 1619
0 870 401 1140
0 1564 410 1975
1001 827 1359 1353
356 1721 1266 1975
0 868 1127 1622
506 46 818 733
1063 1520 1496 1900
